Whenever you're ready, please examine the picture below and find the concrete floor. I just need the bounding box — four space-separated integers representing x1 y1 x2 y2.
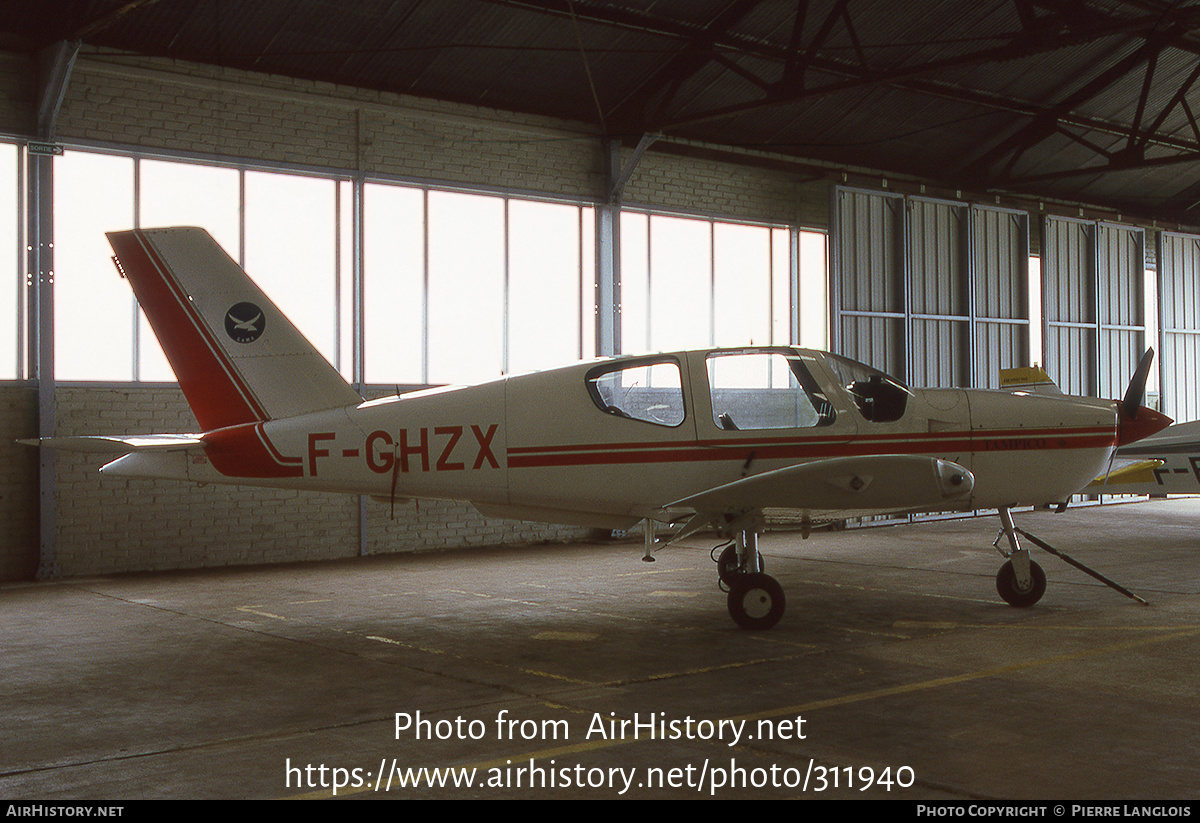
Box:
2 498 1199 800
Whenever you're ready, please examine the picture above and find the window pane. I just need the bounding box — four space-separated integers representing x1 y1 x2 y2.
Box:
339 180 355 382
772 227 792 346
427 191 504 384
580 207 596 360
707 351 832 430
650 215 711 351
0 144 16 378
364 183 424 384
244 171 338 367
138 159 240 380
714 222 771 347
54 151 135 380
508 199 580 373
798 230 828 350
587 360 684 426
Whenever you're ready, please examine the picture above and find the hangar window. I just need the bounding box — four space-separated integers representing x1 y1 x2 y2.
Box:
620 213 800 354
363 185 594 385
706 351 834 430
137 160 241 380
244 171 341 370
52 151 347 382
54 150 135 380
43 148 808 390
586 359 685 427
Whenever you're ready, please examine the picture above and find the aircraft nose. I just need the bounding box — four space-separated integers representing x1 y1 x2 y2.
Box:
1116 404 1173 447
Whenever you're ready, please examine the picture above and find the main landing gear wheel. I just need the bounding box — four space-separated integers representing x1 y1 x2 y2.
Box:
995 559 1047 607
727 573 786 630
716 544 765 588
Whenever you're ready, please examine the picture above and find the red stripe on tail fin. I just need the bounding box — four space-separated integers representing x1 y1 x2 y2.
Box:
108 229 267 431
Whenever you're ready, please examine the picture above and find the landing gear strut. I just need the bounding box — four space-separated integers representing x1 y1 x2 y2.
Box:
716 542 766 587
717 530 786 630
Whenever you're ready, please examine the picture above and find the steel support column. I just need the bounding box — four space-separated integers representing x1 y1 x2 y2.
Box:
30 40 79 580
596 140 622 356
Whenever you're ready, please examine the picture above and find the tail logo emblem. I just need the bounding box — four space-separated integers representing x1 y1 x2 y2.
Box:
225 303 265 344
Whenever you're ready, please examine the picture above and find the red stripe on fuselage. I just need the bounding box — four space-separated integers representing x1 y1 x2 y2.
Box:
201 423 303 478
109 230 267 431
506 427 1117 468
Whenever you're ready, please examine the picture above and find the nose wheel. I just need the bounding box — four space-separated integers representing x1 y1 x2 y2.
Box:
995 558 1046 607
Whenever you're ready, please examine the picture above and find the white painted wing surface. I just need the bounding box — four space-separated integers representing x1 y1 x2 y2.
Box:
668 454 974 519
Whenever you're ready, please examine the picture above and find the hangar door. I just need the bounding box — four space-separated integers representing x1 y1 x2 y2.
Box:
1158 231 1200 422
830 187 1030 389
1042 217 1146 399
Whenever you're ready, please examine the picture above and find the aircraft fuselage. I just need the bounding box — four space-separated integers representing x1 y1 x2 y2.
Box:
102 347 1143 529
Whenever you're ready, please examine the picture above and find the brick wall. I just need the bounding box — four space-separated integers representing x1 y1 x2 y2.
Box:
49 51 810 223
0 385 38 580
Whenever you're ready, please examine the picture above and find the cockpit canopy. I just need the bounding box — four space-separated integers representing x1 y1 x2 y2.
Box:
583 348 911 429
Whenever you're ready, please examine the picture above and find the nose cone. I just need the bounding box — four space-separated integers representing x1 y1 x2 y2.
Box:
1117 405 1173 447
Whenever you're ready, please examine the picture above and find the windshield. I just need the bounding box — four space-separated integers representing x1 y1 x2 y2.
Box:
824 354 910 423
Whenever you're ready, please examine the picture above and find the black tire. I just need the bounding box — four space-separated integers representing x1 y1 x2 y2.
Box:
995 559 1047 607
717 544 765 587
727 573 786 630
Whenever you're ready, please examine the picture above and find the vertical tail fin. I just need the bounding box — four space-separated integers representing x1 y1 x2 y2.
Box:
107 227 361 431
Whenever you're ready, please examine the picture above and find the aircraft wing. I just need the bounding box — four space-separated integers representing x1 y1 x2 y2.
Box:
19 434 203 454
667 454 974 518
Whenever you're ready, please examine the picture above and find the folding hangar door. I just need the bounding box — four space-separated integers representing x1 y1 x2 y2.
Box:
832 188 1200 422
1044 219 1200 423
829 186 1031 390
1158 231 1200 423
1041 217 1146 400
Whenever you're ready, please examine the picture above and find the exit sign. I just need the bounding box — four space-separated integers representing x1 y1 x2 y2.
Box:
27 141 64 156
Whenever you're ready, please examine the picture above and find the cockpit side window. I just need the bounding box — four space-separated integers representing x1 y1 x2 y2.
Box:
586 359 685 427
824 354 910 423
706 351 835 430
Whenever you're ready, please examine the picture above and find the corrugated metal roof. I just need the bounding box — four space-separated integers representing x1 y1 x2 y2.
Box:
8 0 1200 227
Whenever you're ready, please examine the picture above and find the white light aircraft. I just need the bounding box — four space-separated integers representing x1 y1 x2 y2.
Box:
31 228 1172 629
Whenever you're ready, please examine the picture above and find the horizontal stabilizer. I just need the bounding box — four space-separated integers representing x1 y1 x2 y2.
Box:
668 454 974 515
19 434 202 454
